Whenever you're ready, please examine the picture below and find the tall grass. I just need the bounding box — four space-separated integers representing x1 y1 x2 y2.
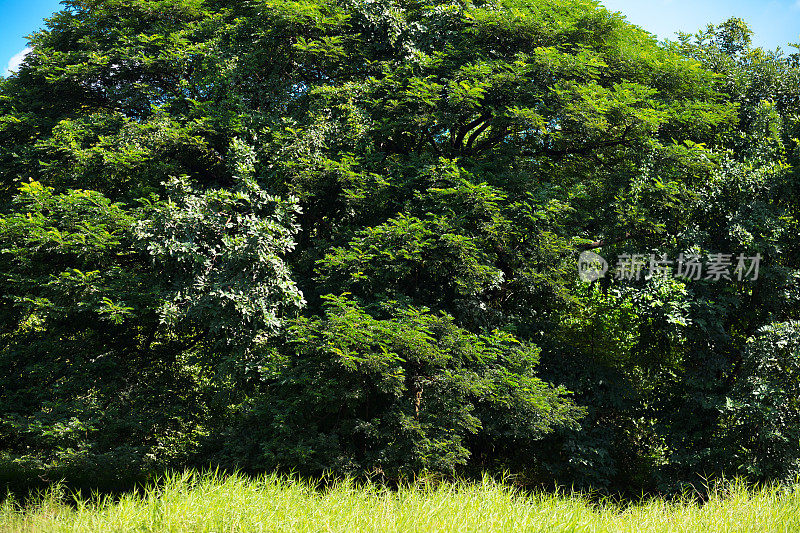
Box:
2 472 800 532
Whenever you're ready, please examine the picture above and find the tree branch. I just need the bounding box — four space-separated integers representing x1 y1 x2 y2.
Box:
536 126 633 159
576 231 638 251
464 118 494 153
453 113 492 151
469 124 509 154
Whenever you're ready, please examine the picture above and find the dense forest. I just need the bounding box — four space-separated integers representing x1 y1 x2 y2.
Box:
0 0 798 496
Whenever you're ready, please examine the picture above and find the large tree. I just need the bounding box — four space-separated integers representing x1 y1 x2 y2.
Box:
1 0 796 492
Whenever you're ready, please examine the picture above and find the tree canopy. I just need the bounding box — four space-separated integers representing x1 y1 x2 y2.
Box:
1 0 799 494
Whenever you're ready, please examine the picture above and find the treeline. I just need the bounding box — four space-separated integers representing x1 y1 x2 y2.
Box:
0 0 798 494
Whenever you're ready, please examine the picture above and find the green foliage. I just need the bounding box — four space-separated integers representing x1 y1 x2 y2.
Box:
229 296 580 478
723 322 800 481
0 0 798 494
0 182 199 488
135 173 304 362
0 176 301 488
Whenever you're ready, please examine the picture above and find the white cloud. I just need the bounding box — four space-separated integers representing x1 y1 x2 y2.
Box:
4 47 32 77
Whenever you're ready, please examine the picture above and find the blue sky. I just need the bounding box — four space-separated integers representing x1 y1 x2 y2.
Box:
602 0 800 50
1 0 62 76
2 0 800 76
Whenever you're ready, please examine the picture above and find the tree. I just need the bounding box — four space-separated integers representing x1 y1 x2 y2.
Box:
722 322 800 482
0 173 302 488
2 1 795 492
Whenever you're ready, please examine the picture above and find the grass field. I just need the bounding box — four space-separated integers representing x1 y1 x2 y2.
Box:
2 472 799 532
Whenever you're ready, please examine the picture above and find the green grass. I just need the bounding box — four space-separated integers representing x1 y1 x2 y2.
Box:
2 472 800 532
